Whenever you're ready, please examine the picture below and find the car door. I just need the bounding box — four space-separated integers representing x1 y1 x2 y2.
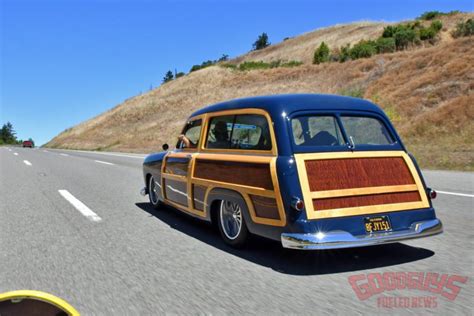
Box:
161 118 203 213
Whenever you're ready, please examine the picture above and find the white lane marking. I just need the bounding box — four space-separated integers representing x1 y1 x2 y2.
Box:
8 149 12 151
23 160 32 166
13 152 18 156
58 190 102 222
94 160 115 165
43 150 49 152
51 149 145 159
60 153 69 156
437 190 474 198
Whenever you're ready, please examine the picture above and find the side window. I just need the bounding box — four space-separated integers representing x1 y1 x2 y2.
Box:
177 119 202 149
206 115 233 149
291 116 344 146
231 115 271 150
205 113 272 151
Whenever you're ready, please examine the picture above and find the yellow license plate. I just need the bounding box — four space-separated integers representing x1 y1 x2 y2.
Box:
364 216 392 233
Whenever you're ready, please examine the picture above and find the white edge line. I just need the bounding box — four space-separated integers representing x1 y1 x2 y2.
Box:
95 160 115 165
60 153 69 156
436 190 474 198
23 160 32 166
13 153 18 155
58 190 102 222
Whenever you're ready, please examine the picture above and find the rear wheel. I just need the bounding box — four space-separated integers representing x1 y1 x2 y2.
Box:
218 199 249 247
148 175 162 209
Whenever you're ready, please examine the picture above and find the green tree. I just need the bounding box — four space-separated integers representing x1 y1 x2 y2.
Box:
313 42 330 64
175 72 185 79
218 54 229 62
162 70 174 83
253 33 270 50
0 122 17 144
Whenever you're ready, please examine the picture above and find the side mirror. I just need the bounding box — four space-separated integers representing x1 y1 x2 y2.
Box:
162 143 169 151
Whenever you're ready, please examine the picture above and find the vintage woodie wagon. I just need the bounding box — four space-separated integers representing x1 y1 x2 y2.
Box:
141 94 442 249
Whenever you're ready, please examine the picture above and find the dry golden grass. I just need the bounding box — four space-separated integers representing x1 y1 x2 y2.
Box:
45 13 474 170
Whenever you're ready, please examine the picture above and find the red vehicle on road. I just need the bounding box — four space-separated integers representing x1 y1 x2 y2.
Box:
22 141 34 148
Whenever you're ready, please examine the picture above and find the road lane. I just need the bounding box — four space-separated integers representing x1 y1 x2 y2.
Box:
1 147 472 315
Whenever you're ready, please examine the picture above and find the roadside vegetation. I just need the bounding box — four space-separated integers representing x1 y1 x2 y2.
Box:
0 122 34 146
315 18 445 64
452 18 474 37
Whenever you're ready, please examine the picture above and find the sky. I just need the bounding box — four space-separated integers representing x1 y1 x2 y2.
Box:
1 0 472 146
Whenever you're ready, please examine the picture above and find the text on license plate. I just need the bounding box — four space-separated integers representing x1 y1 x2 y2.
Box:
364 216 392 233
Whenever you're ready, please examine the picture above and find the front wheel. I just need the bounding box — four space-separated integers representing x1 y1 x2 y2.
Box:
148 175 162 209
218 199 249 248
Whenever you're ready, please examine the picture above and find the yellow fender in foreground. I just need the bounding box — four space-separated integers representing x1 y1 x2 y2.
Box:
0 290 80 316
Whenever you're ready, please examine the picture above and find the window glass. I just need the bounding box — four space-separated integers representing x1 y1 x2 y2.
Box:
205 114 272 150
231 115 271 150
341 116 394 145
177 119 202 149
206 115 233 149
291 116 344 146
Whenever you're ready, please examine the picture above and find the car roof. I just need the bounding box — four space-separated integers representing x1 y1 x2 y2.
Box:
190 94 384 119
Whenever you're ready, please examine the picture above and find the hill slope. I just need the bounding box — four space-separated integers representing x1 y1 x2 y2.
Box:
45 13 474 170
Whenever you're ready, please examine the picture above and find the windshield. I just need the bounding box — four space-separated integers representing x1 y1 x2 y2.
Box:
291 114 394 148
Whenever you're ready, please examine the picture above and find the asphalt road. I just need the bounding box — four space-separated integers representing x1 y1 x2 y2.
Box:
1 146 473 315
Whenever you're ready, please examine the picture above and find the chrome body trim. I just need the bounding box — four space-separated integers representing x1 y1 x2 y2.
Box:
281 218 443 250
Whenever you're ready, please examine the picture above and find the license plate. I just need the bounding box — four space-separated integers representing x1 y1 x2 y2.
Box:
364 216 392 233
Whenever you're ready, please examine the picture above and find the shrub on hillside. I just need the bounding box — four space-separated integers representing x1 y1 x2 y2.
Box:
190 60 215 72
281 60 303 67
349 40 377 59
338 44 351 62
175 72 185 79
220 63 237 70
238 61 272 71
452 19 474 37
419 27 437 40
375 37 396 53
393 27 417 50
313 42 330 64
418 11 444 20
431 20 443 32
339 87 365 98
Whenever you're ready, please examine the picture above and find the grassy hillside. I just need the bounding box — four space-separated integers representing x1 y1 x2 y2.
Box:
45 13 474 170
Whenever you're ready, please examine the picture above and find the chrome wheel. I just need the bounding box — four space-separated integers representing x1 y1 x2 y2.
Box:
149 176 159 205
219 200 242 240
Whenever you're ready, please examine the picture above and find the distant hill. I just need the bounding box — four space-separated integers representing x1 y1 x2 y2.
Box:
45 12 473 170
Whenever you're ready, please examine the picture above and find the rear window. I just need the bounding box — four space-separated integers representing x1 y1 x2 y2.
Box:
291 115 394 147
291 116 344 146
341 116 394 145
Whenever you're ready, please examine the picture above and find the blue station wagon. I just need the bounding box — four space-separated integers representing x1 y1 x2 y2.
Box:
141 94 443 249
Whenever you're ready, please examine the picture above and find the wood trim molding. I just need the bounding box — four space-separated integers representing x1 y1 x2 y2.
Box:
311 184 419 199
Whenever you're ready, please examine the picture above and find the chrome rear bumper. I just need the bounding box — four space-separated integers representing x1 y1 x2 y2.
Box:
281 218 443 250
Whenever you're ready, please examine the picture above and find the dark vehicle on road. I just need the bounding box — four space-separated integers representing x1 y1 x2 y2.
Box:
22 140 34 148
141 94 443 249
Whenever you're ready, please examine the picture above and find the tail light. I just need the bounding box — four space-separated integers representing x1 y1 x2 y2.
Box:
291 197 304 211
427 188 437 199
